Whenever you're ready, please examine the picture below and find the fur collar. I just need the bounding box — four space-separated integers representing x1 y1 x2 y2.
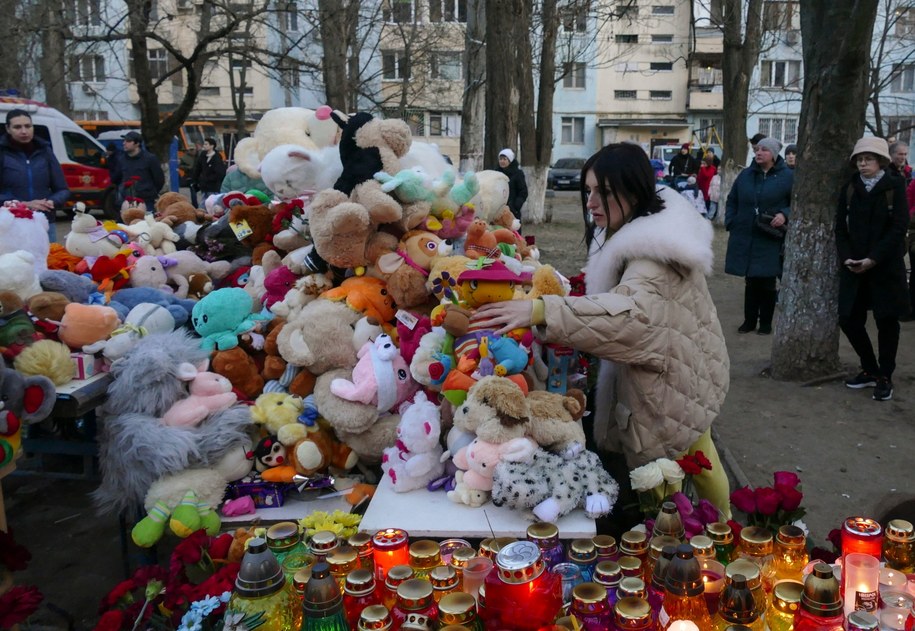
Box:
585 186 714 294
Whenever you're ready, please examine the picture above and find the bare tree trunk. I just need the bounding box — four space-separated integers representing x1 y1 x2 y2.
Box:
40 0 70 114
319 0 361 110
0 0 29 95
460 0 485 173
770 0 878 380
485 0 524 167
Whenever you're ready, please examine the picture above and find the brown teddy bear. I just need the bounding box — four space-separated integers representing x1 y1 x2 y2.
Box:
263 319 316 397
211 347 265 400
376 230 452 309
228 203 275 264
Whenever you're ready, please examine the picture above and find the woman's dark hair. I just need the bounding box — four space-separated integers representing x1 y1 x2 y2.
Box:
580 142 665 248
5 109 32 126
204 137 217 147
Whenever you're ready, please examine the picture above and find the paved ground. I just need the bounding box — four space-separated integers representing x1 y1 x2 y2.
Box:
6 192 914 629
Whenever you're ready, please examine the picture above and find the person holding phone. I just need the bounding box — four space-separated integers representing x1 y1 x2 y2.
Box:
836 136 909 401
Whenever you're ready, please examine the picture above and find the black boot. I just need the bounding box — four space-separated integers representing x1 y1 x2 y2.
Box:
757 289 777 335
738 282 760 333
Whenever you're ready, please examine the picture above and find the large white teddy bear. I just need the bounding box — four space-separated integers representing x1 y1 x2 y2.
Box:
380 391 445 492
234 106 341 178
0 251 43 300
0 203 50 274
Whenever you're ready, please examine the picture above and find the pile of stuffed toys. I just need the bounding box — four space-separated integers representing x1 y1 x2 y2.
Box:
0 105 618 548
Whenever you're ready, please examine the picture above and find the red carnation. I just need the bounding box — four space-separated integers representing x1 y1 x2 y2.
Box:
93 609 125 631
0 529 32 572
729 486 756 514
694 451 713 471
827 528 843 552
677 455 702 476
100 579 136 612
171 530 209 566
773 471 800 489
754 487 781 516
777 484 803 511
208 533 234 561
0 585 43 629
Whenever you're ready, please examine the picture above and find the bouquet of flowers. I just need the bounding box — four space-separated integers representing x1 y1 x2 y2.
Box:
0 529 43 629
94 530 240 631
729 471 806 532
123 176 144 206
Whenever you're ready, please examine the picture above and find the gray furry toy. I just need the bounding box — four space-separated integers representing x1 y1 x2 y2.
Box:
92 329 253 515
492 447 620 523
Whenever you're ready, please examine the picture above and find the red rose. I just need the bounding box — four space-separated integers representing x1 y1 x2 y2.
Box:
754 487 781 516
171 530 209 566
677 455 702 476
0 585 43 629
827 528 843 552
727 519 744 538
0 529 32 572
776 484 803 511
729 486 756 514
94 609 125 631
773 471 800 489
208 533 233 561
693 451 713 471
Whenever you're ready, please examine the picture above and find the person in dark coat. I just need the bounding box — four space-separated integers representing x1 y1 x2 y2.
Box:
668 143 699 178
725 136 793 335
113 130 164 211
836 136 909 402
0 109 70 242
498 148 527 227
191 137 226 200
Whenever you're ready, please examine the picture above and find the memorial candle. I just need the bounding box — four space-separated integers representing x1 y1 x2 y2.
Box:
372 529 410 582
843 553 880 616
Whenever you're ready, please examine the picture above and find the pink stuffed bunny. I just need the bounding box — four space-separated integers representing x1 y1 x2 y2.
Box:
330 334 418 412
447 436 538 507
162 366 238 427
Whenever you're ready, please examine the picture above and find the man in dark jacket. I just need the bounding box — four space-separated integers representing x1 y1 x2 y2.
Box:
498 148 527 229
0 109 70 241
114 131 164 210
668 143 699 178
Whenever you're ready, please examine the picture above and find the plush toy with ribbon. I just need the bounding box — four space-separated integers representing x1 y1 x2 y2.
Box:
0 367 55 466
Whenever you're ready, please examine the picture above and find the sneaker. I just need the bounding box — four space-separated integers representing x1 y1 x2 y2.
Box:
873 378 894 401
845 371 877 389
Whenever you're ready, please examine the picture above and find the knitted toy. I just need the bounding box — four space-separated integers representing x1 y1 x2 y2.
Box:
381 391 445 492
162 369 238 428
0 367 55 467
192 288 271 351
492 448 620 522
377 230 453 309
330 334 418 412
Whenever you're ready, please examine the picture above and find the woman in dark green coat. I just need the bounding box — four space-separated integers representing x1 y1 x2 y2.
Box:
724 137 794 334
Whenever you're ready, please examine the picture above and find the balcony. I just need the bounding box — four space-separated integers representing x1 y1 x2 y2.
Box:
694 27 723 55
688 89 723 111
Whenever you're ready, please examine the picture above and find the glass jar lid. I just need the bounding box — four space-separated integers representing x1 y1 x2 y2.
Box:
771 579 804 615
310 530 340 554
573 582 607 605
266 522 300 551
649 535 681 559
594 560 622 587
618 555 642 575
496 541 545 584
593 534 618 557
385 565 414 590
620 530 648 554
438 592 477 623
776 525 805 548
617 577 646 599
358 605 392 631
726 559 761 586
527 522 559 541
479 537 516 559
843 517 882 537
614 596 652 622
846 611 879 631
344 568 376 596
348 532 374 555
706 522 734 545
448 546 476 569
396 578 433 609
430 565 458 590
327 546 359 571
739 526 774 554
569 538 598 563
886 519 915 542
372 528 409 550
409 540 442 567
689 535 715 558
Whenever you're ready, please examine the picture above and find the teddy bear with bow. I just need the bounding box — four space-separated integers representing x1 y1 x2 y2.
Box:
381 391 445 492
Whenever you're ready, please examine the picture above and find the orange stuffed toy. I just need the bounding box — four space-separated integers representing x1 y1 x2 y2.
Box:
463 219 502 259
322 276 396 325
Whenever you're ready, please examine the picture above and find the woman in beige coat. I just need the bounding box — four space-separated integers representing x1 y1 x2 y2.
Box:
473 143 731 514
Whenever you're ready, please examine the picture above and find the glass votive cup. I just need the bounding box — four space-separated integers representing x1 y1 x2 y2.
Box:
281 550 315 581
878 607 909 631
552 562 584 605
439 538 472 565
460 556 493 604
880 569 910 599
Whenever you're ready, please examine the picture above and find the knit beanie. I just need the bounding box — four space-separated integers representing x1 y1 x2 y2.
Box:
499 148 515 163
756 137 782 155
784 144 798 155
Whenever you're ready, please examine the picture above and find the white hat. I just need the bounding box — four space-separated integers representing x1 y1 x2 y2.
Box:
499 148 515 162
849 137 891 162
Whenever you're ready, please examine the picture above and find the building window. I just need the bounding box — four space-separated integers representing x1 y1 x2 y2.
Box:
199 86 220 96
696 118 723 144
563 62 586 88
382 51 410 80
888 118 913 144
615 34 638 43
652 34 673 43
891 64 915 92
235 86 254 97
763 1 799 31
561 117 585 144
69 54 105 83
72 109 109 120
560 2 589 32
230 58 252 69
650 90 672 100
895 8 915 37
652 5 674 14
760 59 801 88
650 61 673 71
431 51 462 81
383 109 425 135
429 112 461 137
616 61 639 72
614 89 637 99
279 1 299 32
383 0 414 23
758 116 798 144
615 2 638 19
429 0 467 22
71 0 102 26
280 63 300 89
148 49 169 81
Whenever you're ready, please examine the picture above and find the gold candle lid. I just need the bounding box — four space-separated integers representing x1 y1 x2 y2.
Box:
266 521 300 551
886 519 915 542
409 540 442 567
438 592 477 623
348 532 374 555
293 568 312 592
327 546 359 571
479 537 516 558
310 530 339 554
800 562 843 617
772 579 804 615
527 522 559 541
706 521 734 544
496 541 545 584
617 576 646 599
385 564 414 590
654 501 685 539
593 535 618 557
776 525 805 547
614 596 652 622
726 559 761 586
449 546 476 569
689 535 715 558
649 535 681 559
620 530 649 554
573 582 608 605
618 555 642 575
358 605 392 631
569 538 597 563
594 560 622 587
844 517 882 537
430 564 458 590
395 578 434 609
344 568 376 596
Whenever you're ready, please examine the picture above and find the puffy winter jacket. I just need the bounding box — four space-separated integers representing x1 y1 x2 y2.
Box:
0 134 70 207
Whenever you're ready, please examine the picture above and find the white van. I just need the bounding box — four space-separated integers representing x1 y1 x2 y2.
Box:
0 97 114 214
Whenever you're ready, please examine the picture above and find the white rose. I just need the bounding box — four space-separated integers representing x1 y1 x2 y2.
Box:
630 461 664 492
657 458 685 484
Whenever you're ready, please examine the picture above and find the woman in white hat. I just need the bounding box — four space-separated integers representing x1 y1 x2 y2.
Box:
836 136 909 401
497 148 528 228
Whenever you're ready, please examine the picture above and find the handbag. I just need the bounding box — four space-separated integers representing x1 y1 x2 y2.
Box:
755 211 788 240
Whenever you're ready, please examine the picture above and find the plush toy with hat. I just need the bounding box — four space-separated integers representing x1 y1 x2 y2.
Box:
0 202 50 274
380 391 445 492
192 287 271 351
0 366 56 466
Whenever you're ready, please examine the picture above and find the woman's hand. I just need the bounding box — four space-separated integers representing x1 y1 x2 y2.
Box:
770 212 787 228
25 199 54 212
844 258 875 273
470 300 534 336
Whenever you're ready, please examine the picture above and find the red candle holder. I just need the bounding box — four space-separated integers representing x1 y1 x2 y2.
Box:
371 528 409 582
841 517 883 588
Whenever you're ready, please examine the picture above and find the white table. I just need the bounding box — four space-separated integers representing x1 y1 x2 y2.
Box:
221 491 352 524
360 476 596 539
